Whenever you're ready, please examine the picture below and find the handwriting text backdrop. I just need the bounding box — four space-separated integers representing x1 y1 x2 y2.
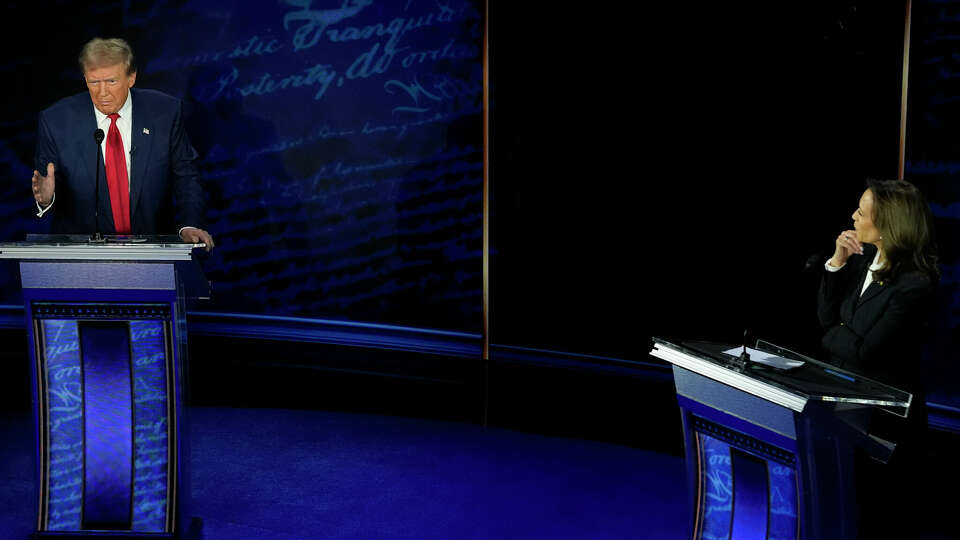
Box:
124 0 485 331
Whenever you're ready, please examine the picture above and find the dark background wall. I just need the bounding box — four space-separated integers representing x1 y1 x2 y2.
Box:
491 2 909 356
490 0 958 412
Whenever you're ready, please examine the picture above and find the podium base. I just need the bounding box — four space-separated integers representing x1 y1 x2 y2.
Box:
33 517 202 540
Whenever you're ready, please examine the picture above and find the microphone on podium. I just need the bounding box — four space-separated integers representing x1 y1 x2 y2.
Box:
731 329 752 371
92 129 105 242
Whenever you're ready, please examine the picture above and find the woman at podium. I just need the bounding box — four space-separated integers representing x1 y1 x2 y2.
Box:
818 178 938 386
818 178 939 539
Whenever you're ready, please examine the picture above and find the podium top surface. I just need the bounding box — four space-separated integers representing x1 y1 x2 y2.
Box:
0 234 204 261
651 338 912 414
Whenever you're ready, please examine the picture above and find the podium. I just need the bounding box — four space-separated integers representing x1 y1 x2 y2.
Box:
650 338 912 540
0 235 208 538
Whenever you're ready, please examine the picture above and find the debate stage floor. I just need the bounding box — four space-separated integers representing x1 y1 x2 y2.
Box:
0 408 687 539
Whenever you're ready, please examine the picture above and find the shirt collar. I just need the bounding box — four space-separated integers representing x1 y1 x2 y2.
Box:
93 91 133 124
868 248 884 271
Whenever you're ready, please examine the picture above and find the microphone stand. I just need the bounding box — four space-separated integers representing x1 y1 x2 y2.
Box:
91 129 105 243
731 329 752 371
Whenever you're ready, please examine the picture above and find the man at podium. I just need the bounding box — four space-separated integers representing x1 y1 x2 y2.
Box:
30 37 215 250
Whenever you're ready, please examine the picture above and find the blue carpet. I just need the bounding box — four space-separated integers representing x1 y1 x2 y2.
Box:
0 409 688 539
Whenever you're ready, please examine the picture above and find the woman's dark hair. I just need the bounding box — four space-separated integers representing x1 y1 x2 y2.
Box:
868 179 940 284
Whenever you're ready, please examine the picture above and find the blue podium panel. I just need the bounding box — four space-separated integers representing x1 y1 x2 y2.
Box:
42 319 85 531
767 460 799 539
30 299 181 537
698 433 733 540
129 319 174 532
80 321 134 530
691 414 799 540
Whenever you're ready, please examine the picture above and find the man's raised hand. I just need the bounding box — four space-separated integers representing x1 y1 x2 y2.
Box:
32 162 55 208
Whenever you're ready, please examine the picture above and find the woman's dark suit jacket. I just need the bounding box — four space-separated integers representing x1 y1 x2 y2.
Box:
817 243 934 434
819 245 938 540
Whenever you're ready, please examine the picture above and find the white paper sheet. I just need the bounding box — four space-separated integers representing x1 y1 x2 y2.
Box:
722 347 805 369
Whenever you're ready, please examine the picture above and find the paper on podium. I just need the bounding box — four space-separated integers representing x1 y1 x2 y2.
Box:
722 346 805 369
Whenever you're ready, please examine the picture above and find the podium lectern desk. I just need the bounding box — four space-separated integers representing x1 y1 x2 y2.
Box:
0 235 207 539
651 338 911 540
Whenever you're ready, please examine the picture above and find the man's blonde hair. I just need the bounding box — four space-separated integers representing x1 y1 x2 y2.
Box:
78 38 136 74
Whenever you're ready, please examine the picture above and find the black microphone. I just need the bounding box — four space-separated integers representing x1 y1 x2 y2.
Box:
92 129 105 242
740 329 751 359
731 329 752 371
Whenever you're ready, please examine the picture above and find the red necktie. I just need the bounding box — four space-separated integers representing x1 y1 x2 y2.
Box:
105 113 131 234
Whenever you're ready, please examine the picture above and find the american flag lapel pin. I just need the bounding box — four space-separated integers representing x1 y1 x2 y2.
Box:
143 128 150 135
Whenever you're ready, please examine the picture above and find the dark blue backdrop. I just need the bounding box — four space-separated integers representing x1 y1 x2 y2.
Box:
0 0 484 333
905 0 960 411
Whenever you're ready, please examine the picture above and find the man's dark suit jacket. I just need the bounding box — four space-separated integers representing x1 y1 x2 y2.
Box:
34 88 204 235
817 243 934 392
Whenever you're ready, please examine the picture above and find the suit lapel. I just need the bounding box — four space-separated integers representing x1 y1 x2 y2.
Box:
129 91 153 221
842 260 871 320
857 278 886 307
836 243 876 321
854 245 887 309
